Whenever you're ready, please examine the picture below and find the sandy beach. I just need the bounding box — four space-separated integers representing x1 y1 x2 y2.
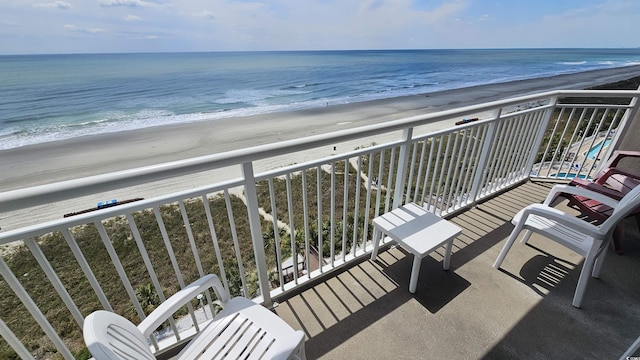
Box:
2 65 640 232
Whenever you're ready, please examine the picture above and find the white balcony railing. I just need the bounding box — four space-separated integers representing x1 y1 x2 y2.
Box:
0 89 638 359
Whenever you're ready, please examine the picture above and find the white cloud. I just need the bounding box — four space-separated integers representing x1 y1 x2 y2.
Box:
64 24 106 34
100 0 157 8
1 0 639 54
33 1 72 9
198 10 215 20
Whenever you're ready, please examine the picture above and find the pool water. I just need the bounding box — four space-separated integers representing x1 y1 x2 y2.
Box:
587 139 612 160
549 172 588 179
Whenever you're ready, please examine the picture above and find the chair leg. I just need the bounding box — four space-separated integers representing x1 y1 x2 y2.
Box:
520 230 533 244
493 225 522 269
592 240 608 278
370 229 381 261
620 335 640 360
572 249 598 308
298 339 307 360
442 239 453 271
612 219 626 254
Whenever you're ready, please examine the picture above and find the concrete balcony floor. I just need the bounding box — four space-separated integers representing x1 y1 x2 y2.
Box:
273 181 640 359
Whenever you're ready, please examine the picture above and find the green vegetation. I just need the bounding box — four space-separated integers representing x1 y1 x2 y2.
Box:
0 161 389 359
0 194 268 359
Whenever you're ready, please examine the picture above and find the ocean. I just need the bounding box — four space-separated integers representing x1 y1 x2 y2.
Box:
1 48 640 150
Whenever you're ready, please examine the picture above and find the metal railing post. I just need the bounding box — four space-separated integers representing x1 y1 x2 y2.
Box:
469 120 499 205
241 162 272 307
392 128 414 209
524 96 558 176
599 89 640 169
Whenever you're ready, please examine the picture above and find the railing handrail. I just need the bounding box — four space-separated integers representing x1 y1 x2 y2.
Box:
3 89 638 213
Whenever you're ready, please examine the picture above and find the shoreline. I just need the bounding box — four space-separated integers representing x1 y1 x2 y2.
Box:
3 65 640 192
1 65 640 232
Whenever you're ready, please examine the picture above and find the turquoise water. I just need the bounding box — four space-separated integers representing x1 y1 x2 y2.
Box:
550 173 588 179
587 139 612 160
1 49 640 150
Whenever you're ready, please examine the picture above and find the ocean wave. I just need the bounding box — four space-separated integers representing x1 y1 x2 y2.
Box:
3 49 640 150
558 61 588 65
215 88 309 106
282 83 321 90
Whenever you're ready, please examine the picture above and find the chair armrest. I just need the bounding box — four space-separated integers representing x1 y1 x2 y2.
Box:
138 274 229 338
518 204 605 237
544 185 620 208
605 150 640 168
599 167 640 182
574 181 625 200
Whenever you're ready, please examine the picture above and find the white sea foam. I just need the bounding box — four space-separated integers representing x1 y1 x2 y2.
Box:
3 50 640 151
558 61 588 65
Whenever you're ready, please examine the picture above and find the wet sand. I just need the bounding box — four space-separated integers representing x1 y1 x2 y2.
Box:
1 65 640 232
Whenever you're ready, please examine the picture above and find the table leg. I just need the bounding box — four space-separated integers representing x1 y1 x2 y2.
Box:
370 229 381 261
409 255 421 293
442 239 453 271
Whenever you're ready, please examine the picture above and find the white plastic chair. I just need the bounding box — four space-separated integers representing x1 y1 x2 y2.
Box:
620 335 640 360
493 184 640 308
83 274 306 360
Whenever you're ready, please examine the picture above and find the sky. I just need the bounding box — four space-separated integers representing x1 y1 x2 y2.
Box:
0 0 639 55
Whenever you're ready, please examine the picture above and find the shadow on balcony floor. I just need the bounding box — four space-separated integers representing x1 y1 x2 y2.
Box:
274 181 640 359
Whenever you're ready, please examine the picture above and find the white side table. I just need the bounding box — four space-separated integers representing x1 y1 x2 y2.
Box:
371 202 462 293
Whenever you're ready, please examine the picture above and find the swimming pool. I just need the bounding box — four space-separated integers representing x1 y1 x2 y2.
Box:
587 139 612 160
549 172 587 179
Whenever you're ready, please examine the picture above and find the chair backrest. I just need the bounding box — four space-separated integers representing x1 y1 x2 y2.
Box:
602 184 640 233
83 310 155 360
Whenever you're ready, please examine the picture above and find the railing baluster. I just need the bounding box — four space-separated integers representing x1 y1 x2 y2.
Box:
153 207 190 301
443 131 463 212
353 155 362 256
125 213 182 335
201 194 230 290
435 133 453 216
316 165 324 273
0 258 74 359
393 128 413 209
413 139 428 204
421 138 436 209
374 149 385 218
428 135 444 210
24 237 84 328
454 127 476 208
330 162 336 266
60 228 112 311
363 151 375 252
301 170 311 280
386 146 397 213
599 92 640 167
268 178 285 290
240 162 271 306
510 113 536 181
95 221 146 320
405 140 419 203
342 160 349 261
538 109 562 177
178 200 205 277
487 120 510 193
0 318 35 360
224 190 249 295
526 98 557 177
285 174 298 284
496 117 521 187
470 119 498 204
